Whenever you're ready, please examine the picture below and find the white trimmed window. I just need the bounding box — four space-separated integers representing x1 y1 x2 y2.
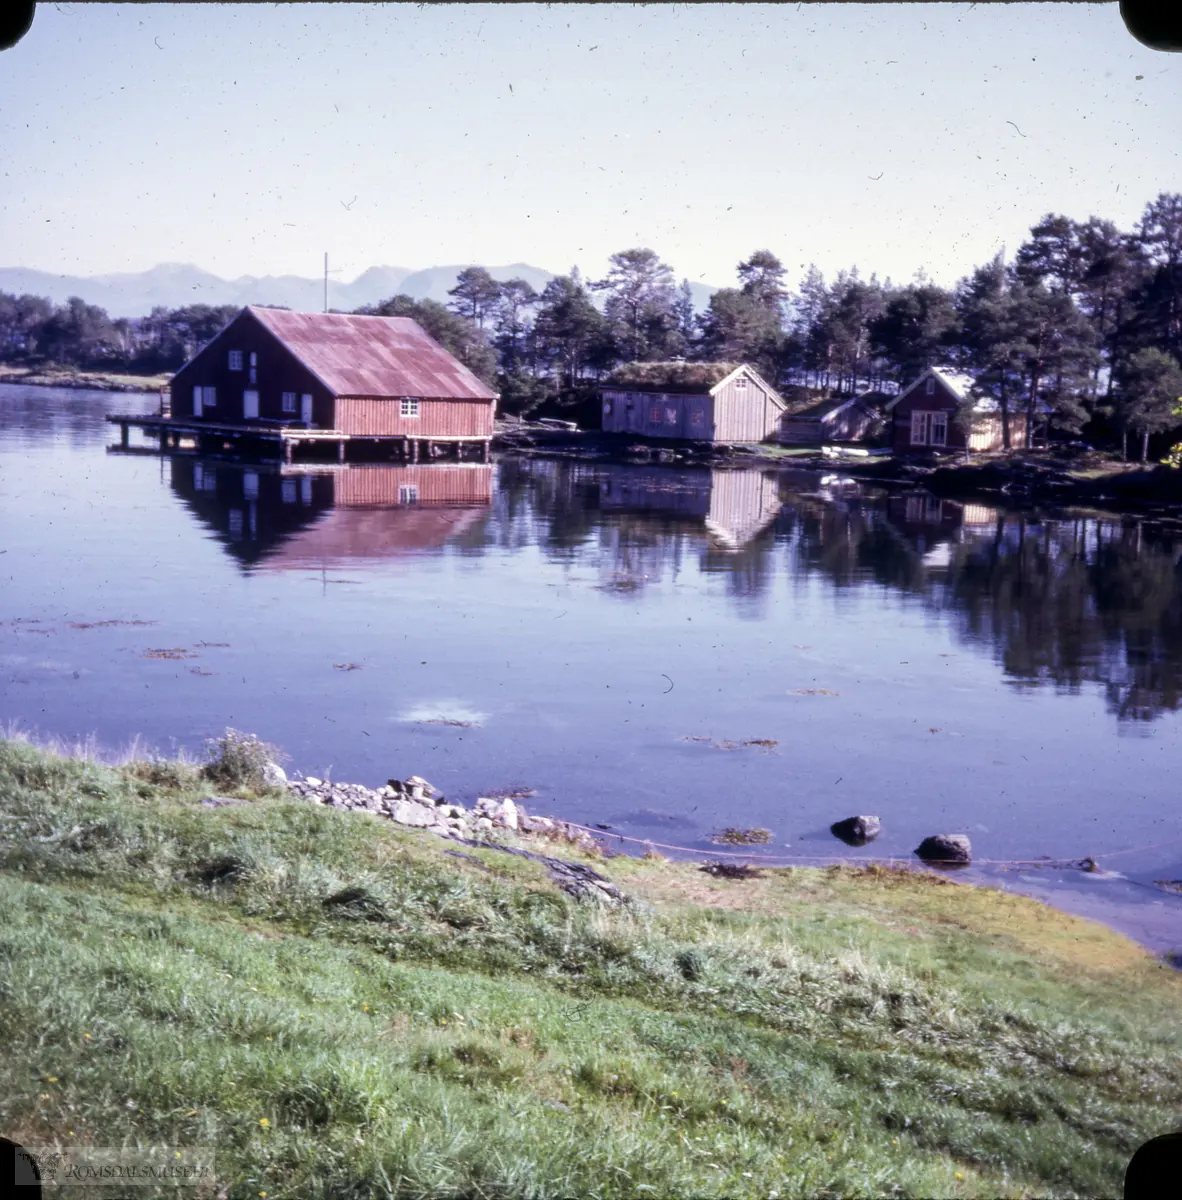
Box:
735 376 748 390
281 391 297 413
228 350 243 371
910 410 948 447
925 376 935 395
202 385 217 407
399 484 419 505
649 405 662 423
400 397 420 417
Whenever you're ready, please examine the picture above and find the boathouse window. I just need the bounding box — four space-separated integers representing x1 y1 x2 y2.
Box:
248 352 257 385
925 377 935 395
201 386 217 407
399 484 419 505
735 377 748 390
228 351 243 371
400 398 420 417
690 409 704 426
650 405 662 422
281 391 297 414
665 406 678 424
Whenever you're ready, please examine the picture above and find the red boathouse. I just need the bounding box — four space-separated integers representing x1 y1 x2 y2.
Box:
138 306 498 462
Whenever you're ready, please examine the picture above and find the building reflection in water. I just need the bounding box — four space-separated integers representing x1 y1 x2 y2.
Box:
168 451 1182 724
169 459 494 569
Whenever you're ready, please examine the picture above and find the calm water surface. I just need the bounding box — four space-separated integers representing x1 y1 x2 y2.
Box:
2 385 1180 950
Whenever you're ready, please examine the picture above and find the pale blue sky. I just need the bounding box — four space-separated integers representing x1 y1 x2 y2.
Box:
1 3 1177 290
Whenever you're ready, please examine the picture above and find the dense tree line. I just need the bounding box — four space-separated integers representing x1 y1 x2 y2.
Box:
355 193 1182 454
4 192 1179 455
0 296 240 374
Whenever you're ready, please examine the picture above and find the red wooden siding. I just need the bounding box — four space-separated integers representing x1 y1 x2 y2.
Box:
892 376 1027 452
333 464 493 506
170 310 335 428
334 397 493 438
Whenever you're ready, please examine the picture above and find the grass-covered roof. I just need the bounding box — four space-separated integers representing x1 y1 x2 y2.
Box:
605 361 743 390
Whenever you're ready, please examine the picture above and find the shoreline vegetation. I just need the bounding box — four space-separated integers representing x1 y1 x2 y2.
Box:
1 734 1179 1198
497 424 1182 512
0 364 170 392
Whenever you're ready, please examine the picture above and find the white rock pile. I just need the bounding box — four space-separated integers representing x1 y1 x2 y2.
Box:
284 773 601 851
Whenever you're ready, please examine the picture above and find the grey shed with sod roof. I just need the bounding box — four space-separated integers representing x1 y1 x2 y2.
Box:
600 362 785 443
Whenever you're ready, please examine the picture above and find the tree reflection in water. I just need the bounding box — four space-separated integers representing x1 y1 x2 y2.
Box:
495 459 1182 724
171 452 1182 725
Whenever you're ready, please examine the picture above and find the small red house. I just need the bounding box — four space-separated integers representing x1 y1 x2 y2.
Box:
887 367 1027 453
169 306 497 444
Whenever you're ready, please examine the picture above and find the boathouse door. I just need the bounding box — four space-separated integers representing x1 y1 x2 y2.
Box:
243 390 260 421
301 394 314 427
193 385 203 417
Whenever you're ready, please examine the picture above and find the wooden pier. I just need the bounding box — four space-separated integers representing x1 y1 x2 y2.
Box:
106 414 491 464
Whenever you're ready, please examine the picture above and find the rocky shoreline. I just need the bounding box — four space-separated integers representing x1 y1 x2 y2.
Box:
280 772 603 847
270 772 632 904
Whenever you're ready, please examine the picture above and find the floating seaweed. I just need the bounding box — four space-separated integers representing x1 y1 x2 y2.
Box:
70 619 156 629
710 827 773 846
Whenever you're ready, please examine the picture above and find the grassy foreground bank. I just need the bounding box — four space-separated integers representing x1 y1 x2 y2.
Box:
0 740 1178 1198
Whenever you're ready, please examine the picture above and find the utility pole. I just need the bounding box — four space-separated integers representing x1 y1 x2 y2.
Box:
323 252 328 313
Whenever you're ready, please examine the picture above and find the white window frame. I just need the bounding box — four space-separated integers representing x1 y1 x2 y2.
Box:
735 376 748 390
398 484 419 505
228 350 243 371
400 397 421 418
925 376 935 395
281 391 297 414
910 410 948 448
202 385 217 408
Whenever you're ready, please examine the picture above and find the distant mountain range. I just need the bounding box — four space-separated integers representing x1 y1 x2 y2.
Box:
0 262 554 319
0 262 720 320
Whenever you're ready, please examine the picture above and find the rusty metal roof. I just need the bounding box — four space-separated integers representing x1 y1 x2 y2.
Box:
247 306 497 401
